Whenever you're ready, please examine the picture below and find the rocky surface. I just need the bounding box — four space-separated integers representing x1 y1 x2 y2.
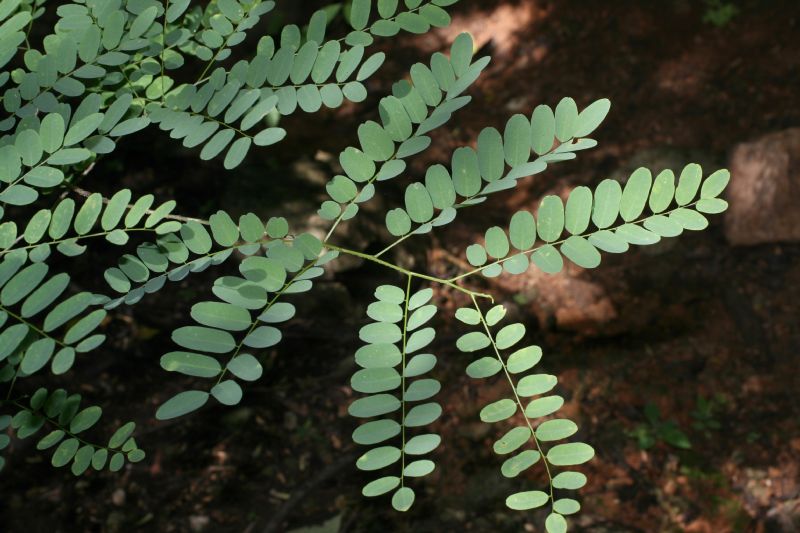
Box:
725 128 800 246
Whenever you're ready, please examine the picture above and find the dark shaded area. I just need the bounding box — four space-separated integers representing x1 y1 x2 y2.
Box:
2 1 799 532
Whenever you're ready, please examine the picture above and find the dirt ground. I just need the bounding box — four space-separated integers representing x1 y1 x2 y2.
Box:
2 1 799 532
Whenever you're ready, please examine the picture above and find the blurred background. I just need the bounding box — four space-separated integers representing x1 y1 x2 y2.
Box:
2 1 799 531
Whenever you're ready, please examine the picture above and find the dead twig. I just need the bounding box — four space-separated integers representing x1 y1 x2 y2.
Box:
71 185 210 224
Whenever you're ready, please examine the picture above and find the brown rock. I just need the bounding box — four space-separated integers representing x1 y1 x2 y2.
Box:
725 128 800 245
111 488 125 506
497 262 617 334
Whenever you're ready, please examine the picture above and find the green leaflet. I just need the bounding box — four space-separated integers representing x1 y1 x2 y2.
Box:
676 163 703 205
507 490 548 511
565 186 592 234
593 179 622 228
537 196 564 242
620 168 652 221
573 98 610 137
554 97 578 142
161 352 222 378
156 390 209 420
509 210 536 250
504 114 532 167
547 442 596 466
478 127 504 182
485 226 509 259
358 121 395 161
404 183 433 223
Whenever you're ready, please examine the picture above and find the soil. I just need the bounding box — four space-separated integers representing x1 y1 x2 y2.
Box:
2 1 799 532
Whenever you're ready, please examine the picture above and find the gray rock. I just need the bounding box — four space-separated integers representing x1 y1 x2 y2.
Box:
725 128 800 245
189 515 210 532
766 498 800 532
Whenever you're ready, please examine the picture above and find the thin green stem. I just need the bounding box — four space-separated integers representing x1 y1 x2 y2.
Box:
0 305 67 350
9 400 120 454
374 231 412 259
23 5 36 49
471 296 555 509
160 0 169 104
0 227 155 258
192 110 252 138
399 274 412 488
324 243 492 301
195 2 256 84
1 306 68 401
120 65 143 103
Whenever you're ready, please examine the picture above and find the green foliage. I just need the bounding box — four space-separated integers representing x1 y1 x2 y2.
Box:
0 1 731 530
377 96 604 244
702 0 739 27
627 402 692 450
457 164 729 278
350 282 441 511
1 386 142 474
0 251 106 377
456 301 591 529
691 394 725 437
155 229 326 419
318 31 489 227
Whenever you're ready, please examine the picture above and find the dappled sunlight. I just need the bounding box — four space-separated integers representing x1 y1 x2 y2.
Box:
433 1 545 57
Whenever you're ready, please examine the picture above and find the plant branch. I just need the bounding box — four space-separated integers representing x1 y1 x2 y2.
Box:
451 199 704 282
471 296 555 509
160 0 169 104
9 400 119 454
399 274 412 488
70 186 209 224
324 243 492 301
1 305 69 400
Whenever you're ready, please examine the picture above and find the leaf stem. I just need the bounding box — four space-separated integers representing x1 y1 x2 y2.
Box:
70 186 210 224
471 295 555 510
451 199 704 282
1 305 69 401
0 227 154 258
399 274 412 488
324 243 492 301
160 0 170 104
9 400 120 454
374 231 412 259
